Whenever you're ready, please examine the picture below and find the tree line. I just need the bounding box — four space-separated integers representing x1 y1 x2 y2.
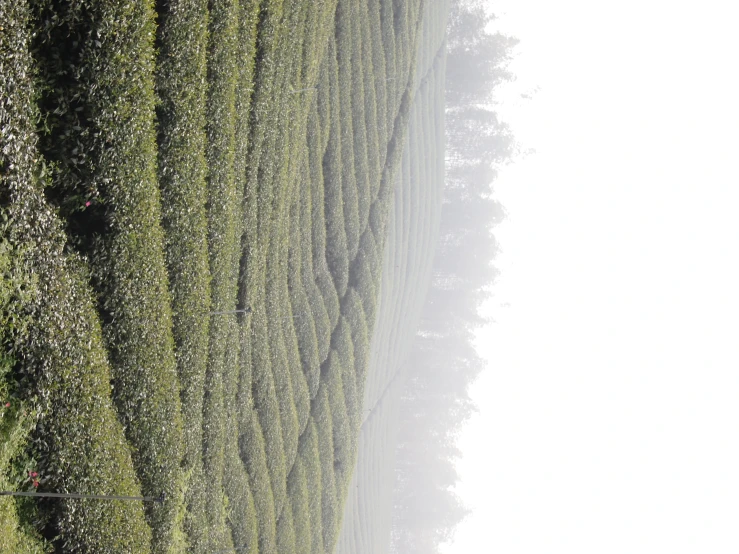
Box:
391 1 518 552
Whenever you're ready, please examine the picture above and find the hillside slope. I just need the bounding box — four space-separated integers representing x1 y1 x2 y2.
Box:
0 0 427 552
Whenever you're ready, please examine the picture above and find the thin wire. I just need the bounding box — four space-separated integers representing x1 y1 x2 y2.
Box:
0 491 165 503
210 308 251 315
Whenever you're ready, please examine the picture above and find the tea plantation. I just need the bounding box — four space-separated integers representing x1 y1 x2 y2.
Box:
0 0 427 552
335 1 450 551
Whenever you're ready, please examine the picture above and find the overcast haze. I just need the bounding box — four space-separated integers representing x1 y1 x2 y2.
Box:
445 0 739 552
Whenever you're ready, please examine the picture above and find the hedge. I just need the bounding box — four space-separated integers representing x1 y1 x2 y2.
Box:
249 305 287 518
1 1 155 549
321 37 350 297
286 458 311 554
237 409 277 554
297 420 324 554
30 0 187 548
290 189 322 397
154 0 212 547
0 233 48 554
342 288 372 396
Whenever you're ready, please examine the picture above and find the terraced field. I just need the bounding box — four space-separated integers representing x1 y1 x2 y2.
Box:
0 0 430 552
334 2 451 552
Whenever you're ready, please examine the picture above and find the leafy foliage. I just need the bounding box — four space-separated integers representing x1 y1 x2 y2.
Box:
2 0 428 552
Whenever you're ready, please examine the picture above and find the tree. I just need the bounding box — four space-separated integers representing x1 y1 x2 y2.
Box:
389 2 517 553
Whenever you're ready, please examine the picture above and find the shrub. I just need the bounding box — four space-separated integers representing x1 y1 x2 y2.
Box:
322 38 350 297
332 315 361 432
343 288 371 390
290 186 323 397
4 193 156 552
154 0 213 544
275 499 296 553
312 390 340 553
347 8 373 240
30 0 186 547
286 459 311 554
286 199 316 421
335 4 361 261
0 234 48 554
2 2 154 548
358 0 384 200
224 434 259 554
265 260 300 477
297 420 324 554
238 409 277 554
323 350 354 493
249 305 287 517
350 256 379 326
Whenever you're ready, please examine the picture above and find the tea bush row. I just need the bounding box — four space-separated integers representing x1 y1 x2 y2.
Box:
30 0 187 548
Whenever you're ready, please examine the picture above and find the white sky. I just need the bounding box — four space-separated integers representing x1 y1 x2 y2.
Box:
444 1 739 553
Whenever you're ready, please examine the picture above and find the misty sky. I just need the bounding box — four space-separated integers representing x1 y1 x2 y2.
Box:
444 0 739 553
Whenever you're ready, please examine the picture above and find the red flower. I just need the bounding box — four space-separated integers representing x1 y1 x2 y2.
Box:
31 472 38 478
85 201 92 207
33 480 39 488
3 402 9 407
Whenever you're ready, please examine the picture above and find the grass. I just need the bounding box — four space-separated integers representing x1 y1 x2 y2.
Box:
1 0 430 551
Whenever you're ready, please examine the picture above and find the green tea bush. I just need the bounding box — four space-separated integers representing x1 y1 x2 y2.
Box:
379 0 398 123
7 212 156 553
359 0 384 198
202 0 242 540
249 306 287 517
307 275 334 364
313 391 340 553
322 39 350 297
218 318 258 552
297 420 324 554
154 0 213 547
335 5 362 261
278 210 311 437
347 9 373 240
355 229 382 286
0 409 49 554
284 270 315 428
286 458 311 554
307 125 341 332
0 234 48 554
265 272 300 478
205 0 239 294
332 315 361 432
350 256 379 327
2 1 154 548
238 409 277 554
237 320 255 430
290 188 323 397
275 498 296 553
323 351 353 490
30 0 186 547
342 288 371 381
202 321 231 551
224 435 259 554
